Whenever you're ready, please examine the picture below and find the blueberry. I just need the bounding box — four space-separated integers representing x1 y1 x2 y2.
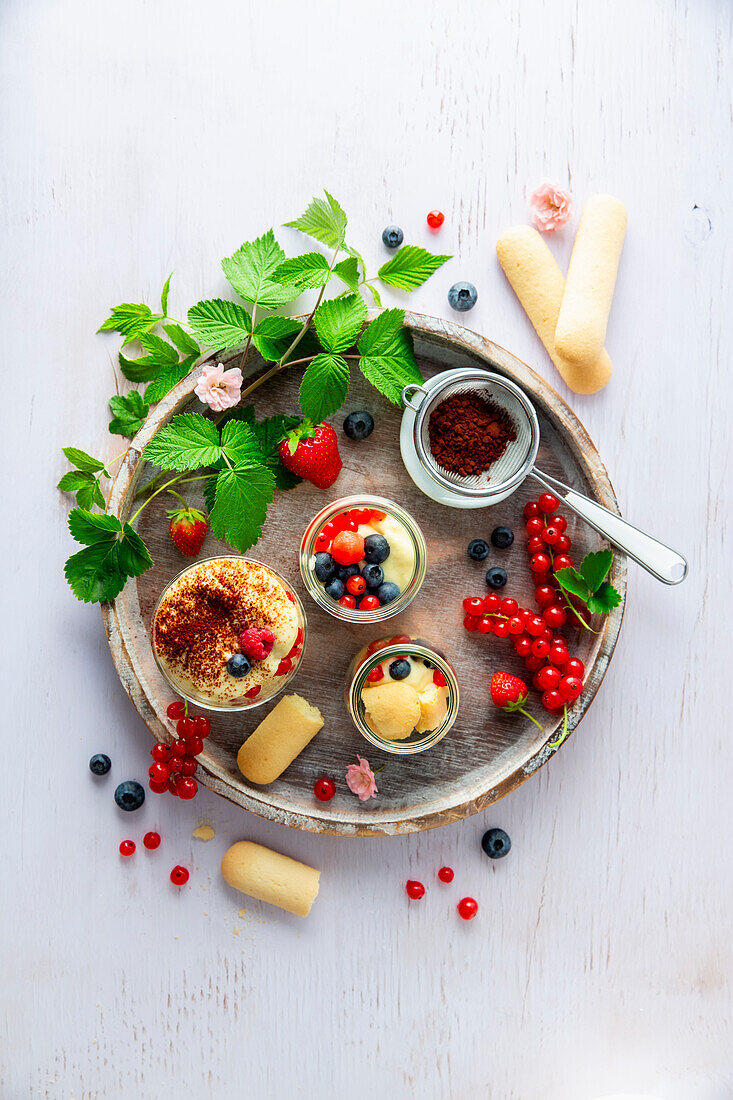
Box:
227 653 251 678
491 526 514 549
382 225 404 249
481 827 511 859
376 581 400 605
337 563 360 582
422 658 435 668
343 411 375 441
467 538 490 561
361 563 384 588
114 780 145 812
364 534 390 564
448 281 478 312
89 753 111 776
314 551 336 583
485 566 508 589
389 658 411 680
325 577 346 600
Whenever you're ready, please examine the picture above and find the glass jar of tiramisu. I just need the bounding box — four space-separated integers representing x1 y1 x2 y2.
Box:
345 635 459 754
299 495 427 623
152 556 306 711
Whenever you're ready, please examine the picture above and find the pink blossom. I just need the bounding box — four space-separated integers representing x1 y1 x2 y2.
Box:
194 362 243 412
528 181 573 232
345 755 378 801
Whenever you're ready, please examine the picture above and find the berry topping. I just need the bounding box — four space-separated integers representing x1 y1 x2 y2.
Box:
114 780 145 812
89 753 111 776
426 209 445 228
331 530 365 566
485 566 508 589
437 866 454 883
405 879 425 899
359 595 380 611
278 421 342 489
226 653 251 678
376 581 400 606
366 664 385 682
119 840 135 856
389 658 411 680
238 627 276 663
343 411 375 440
275 657 292 676
433 670 447 687
457 897 478 920
170 865 189 886
490 525 514 549
481 827 511 859
362 563 384 588
346 575 367 596
314 777 336 801
382 225 404 248
467 538 490 561
325 577 346 600
143 831 161 850
363 533 390 564
166 701 186 719
338 594 357 609
314 552 337 583
245 686 262 699
448 281 478 311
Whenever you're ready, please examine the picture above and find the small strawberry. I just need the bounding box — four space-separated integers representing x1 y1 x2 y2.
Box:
489 671 543 730
167 496 208 557
278 420 342 489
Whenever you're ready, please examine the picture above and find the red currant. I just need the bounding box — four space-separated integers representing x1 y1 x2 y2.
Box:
463 614 478 632
564 658 585 679
151 742 171 762
500 597 518 617
245 686 261 699
558 675 583 701
170 865 189 886
525 517 544 536
543 605 567 629
535 585 556 608
275 657 292 676
171 738 188 757
359 595 380 610
530 553 551 573
524 654 545 671
483 594 502 615
556 535 572 553
406 879 425 899
493 620 510 639
477 616 493 634
457 897 478 920
176 777 198 800
183 734 204 756
542 689 564 712
119 840 136 857
542 526 561 546
367 664 385 683
514 636 532 657
552 555 574 572
526 616 545 637
339 594 357 609
166 701 186 720
167 754 183 774
548 645 569 668
346 574 366 596
437 866 454 883
314 777 336 801
526 535 545 554
531 638 550 659
143 831 161 850
547 514 566 532
167 777 178 796
193 715 211 738
426 209 444 228
149 779 168 794
176 716 196 739
536 665 561 691
532 571 552 586
433 670 447 687
179 756 198 777
523 500 540 519
149 762 170 784
463 596 485 615
519 608 533 623
507 616 525 635
538 492 559 513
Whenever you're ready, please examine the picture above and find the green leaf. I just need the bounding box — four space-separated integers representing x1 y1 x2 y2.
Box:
220 420 264 466
587 581 622 616
251 413 303 490
138 332 181 364
57 470 95 493
187 298 252 351
68 509 122 544
117 524 154 577
285 191 347 250
108 391 149 437
580 549 613 594
209 463 275 553
333 255 360 291
299 353 350 421
161 274 172 316
143 413 222 471
221 230 301 309
98 302 162 343
251 316 302 362
554 567 591 602
363 282 382 307
357 308 423 404
273 252 331 291
377 245 451 292
62 446 106 473
76 479 106 511
162 323 200 356
64 543 126 603
314 293 367 353
143 355 197 405
118 352 165 383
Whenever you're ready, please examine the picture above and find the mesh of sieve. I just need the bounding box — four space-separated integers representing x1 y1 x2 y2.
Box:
406 368 540 500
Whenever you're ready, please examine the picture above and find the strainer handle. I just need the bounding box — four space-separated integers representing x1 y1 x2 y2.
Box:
528 470 688 585
401 383 429 411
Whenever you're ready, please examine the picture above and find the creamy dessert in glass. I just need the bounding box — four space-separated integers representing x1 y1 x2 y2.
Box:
345 635 459 754
152 557 306 711
300 496 427 623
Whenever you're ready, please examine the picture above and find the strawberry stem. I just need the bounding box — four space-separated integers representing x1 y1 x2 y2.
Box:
517 706 544 732
166 489 189 509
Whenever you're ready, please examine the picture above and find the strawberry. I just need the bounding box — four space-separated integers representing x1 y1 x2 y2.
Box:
489 671 543 731
167 501 208 557
278 421 342 489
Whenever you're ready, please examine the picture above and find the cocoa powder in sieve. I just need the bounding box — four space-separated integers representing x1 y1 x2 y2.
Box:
427 391 517 477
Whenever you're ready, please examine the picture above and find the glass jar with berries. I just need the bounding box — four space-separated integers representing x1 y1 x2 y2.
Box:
299 495 427 623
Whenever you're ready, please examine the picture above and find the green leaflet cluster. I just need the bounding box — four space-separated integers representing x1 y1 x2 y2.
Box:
554 550 621 616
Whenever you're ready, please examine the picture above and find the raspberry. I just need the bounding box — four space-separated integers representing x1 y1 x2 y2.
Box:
238 627 276 662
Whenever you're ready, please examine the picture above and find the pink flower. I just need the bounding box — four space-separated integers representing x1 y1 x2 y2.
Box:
345 756 378 801
194 362 243 412
528 181 573 232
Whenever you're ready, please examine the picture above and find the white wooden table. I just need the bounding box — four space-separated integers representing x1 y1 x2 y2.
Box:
3 1 731 1097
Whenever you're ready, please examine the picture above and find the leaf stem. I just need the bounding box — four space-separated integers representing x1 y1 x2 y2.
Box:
238 305 257 373
548 706 569 749
128 473 212 524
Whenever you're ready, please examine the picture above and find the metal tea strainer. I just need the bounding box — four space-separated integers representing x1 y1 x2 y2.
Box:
400 367 687 585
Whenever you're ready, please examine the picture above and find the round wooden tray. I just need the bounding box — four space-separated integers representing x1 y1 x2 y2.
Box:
103 312 626 836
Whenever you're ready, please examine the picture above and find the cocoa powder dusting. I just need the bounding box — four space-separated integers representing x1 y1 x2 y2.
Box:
428 391 517 477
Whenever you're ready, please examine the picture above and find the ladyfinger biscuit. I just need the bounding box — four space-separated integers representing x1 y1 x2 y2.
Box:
496 225 612 394
221 841 320 917
554 194 627 366
237 693 324 785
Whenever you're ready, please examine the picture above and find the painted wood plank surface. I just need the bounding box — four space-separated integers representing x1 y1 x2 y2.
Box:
1 0 731 1097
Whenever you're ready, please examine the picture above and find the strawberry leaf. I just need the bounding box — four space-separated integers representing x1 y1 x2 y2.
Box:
299 353 350 422
587 581 622 615
62 447 106 473
209 463 275 553
580 549 613 594
64 543 127 603
108 391 149 437
553 566 591 602
143 413 223 471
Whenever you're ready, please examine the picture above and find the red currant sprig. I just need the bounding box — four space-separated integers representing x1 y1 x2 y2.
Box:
149 703 210 798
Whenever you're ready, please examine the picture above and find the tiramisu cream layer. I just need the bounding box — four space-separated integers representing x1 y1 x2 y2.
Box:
153 558 301 706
